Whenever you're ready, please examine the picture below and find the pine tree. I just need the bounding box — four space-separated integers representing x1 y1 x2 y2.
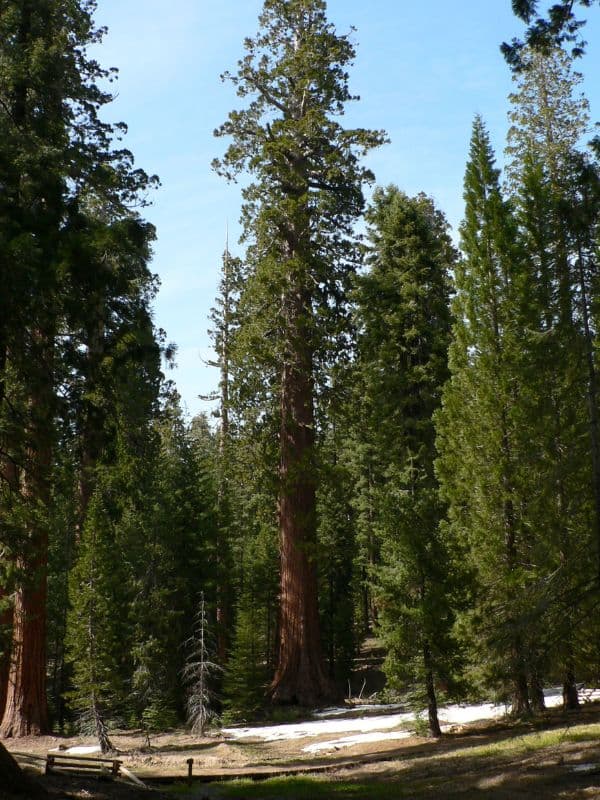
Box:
356 187 457 736
223 595 270 720
206 245 247 663
66 488 126 752
183 593 222 735
122 391 218 730
214 0 385 706
505 45 600 708
436 118 534 713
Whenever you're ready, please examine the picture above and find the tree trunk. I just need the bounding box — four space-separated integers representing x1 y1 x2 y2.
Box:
563 637 580 711
93 697 114 754
216 262 231 665
0 740 46 798
0 459 18 723
0 601 13 722
511 637 531 715
0 556 49 737
423 641 441 737
0 344 53 737
529 671 546 712
269 286 334 706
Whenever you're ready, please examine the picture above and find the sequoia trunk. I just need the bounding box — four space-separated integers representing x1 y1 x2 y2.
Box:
269 285 333 706
0 601 12 722
0 344 53 737
0 561 49 737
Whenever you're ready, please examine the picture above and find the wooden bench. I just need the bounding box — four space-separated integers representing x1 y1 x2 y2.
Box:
45 753 122 779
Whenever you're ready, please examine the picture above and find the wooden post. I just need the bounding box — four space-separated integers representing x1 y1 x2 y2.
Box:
186 757 194 785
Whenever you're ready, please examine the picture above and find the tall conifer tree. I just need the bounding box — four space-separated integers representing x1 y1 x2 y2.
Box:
437 118 533 713
214 0 385 705
0 0 158 736
356 187 456 736
505 45 600 707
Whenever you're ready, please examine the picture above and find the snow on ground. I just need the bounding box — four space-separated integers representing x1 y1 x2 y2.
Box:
438 702 507 729
222 687 600 755
303 730 412 754
305 702 509 753
223 710 416 742
47 744 102 755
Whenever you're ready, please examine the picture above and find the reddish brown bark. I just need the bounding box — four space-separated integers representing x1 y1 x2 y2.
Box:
0 446 50 736
269 286 334 706
0 556 49 737
0 451 19 723
0 600 13 723
1 349 52 737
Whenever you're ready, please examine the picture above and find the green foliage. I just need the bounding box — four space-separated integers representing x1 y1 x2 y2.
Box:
351 187 459 729
215 0 386 705
503 1 599 67
0 0 161 737
436 117 537 709
65 487 128 737
222 598 270 721
317 428 358 687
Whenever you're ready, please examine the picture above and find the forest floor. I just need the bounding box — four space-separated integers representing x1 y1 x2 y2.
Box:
6 699 600 799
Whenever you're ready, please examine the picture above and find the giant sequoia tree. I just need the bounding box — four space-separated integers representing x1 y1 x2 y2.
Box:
214 0 384 705
0 0 158 737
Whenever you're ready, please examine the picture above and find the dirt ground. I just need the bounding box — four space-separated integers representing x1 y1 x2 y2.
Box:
6 702 600 799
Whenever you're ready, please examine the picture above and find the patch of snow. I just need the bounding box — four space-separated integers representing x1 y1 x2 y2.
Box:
303 730 412 754
222 711 415 742
580 688 600 703
222 686 600 747
64 745 102 755
439 702 507 728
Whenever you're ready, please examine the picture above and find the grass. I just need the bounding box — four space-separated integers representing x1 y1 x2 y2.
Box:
188 776 423 799
193 717 600 799
445 722 600 760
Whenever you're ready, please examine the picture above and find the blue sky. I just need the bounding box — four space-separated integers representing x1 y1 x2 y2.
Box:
94 1 600 418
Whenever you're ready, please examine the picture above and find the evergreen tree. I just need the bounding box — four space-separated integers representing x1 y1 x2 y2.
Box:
356 187 457 736
505 45 600 708
124 394 218 730
436 118 534 713
183 593 221 735
214 0 385 706
206 245 247 663
0 0 158 737
317 418 357 689
223 594 270 720
503 1 600 67
66 487 126 752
